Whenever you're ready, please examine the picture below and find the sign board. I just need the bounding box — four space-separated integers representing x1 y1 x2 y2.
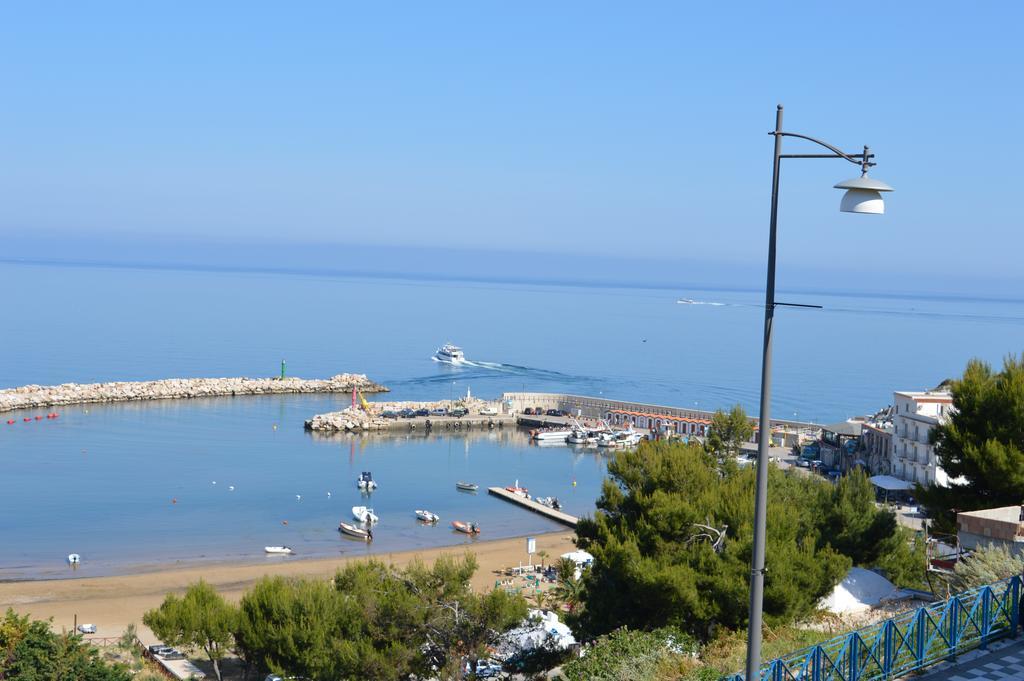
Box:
526 537 536 555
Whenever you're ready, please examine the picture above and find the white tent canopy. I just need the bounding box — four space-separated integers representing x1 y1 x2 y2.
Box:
560 550 594 565
869 475 914 491
820 567 900 614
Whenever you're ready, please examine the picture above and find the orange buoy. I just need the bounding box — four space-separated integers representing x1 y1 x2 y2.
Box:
171 498 177 504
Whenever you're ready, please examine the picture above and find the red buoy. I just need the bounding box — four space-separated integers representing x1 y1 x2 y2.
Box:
5 420 14 425
34 416 43 420
23 418 31 422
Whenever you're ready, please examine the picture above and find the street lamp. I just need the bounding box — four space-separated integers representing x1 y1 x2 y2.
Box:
745 105 891 681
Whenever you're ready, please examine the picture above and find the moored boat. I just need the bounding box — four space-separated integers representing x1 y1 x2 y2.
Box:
352 506 379 523
505 479 528 498
531 429 572 443
264 546 294 555
415 509 440 523
67 553 80 565
357 471 378 491
338 521 372 541
451 520 480 534
535 496 562 511
456 481 479 492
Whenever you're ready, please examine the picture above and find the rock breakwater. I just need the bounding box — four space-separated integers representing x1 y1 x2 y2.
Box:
0 374 388 413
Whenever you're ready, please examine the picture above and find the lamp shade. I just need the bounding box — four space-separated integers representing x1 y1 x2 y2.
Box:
834 175 893 215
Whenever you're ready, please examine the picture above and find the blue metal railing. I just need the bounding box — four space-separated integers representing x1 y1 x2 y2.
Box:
725 575 1021 681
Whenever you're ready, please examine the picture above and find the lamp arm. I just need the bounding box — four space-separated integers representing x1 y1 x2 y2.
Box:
772 131 874 170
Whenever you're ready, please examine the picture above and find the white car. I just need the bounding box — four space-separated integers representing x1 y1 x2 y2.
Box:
77 623 97 634
475 659 503 677
479 406 498 416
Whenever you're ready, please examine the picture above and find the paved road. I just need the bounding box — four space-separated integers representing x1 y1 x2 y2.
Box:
915 637 1024 680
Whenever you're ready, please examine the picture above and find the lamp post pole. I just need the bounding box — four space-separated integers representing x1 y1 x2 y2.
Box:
743 105 891 680
744 104 783 681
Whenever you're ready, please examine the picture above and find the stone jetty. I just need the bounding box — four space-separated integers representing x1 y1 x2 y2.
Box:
0 374 388 413
305 397 507 433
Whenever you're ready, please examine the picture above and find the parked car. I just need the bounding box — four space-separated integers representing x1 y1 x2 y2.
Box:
415 408 430 417
398 408 416 418
430 407 447 416
161 649 186 660
381 410 398 419
475 659 504 678
795 458 810 468
523 407 533 415
479 406 498 416
450 407 468 417
77 623 97 634
148 645 171 655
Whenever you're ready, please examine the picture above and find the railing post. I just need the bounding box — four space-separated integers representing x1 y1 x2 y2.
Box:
849 633 859 681
949 597 959 659
883 620 893 677
813 645 822 681
981 586 992 649
915 608 926 666
771 658 783 681
1014 575 1021 638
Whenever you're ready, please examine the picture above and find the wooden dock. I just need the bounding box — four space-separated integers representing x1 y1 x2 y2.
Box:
487 487 579 528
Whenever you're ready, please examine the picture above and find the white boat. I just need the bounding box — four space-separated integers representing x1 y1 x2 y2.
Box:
338 521 372 540
456 481 479 492
415 509 440 523
434 343 466 364
67 553 80 565
566 427 598 445
535 496 562 510
356 471 378 491
264 546 294 555
531 429 572 442
352 506 379 523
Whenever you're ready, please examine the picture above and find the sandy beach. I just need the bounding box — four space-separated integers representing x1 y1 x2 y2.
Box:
0 532 577 642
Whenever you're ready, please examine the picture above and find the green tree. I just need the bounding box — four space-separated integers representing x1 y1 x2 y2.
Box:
0 608 130 681
917 356 1024 533
820 469 925 587
552 558 585 614
706 405 754 460
560 626 697 681
576 441 850 638
234 554 528 680
143 580 237 681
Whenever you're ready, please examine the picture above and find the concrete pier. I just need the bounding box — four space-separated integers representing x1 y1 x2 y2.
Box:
487 487 579 528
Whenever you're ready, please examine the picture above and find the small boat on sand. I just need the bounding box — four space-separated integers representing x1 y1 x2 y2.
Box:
505 480 529 498
338 521 372 541
456 481 479 492
264 546 294 555
357 471 378 491
452 520 480 535
352 506 379 523
415 509 440 523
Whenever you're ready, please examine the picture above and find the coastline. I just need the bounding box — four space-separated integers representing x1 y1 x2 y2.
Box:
0 531 577 641
0 373 388 413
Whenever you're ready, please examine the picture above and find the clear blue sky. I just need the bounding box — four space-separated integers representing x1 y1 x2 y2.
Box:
1 3 1020 290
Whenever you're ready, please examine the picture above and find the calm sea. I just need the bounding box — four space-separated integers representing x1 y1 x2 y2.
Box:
2 261 1023 578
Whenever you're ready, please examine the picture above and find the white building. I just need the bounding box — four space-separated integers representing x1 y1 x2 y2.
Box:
889 390 954 486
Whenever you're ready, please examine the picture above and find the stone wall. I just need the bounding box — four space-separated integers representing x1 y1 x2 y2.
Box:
0 374 387 413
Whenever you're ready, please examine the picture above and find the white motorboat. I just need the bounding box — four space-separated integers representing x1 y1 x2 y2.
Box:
566 427 598 445
67 553 80 565
415 509 440 523
531 429 572 443
456 481 479 492
434 343 466 364
352 506 379 523
356 471 378 491
535 496 562 511
264 546 294 555
339 521 372 540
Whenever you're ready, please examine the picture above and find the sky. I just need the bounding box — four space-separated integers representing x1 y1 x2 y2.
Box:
0 3 1021 294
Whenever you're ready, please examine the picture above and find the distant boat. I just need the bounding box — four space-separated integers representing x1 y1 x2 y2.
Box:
677 298 697 304
505 480 529 498
434 343 466 364
531 429 571 443
357 471 377 491
352 506 379 523
338 521 372 541
67 553 80 565
415 509 440 523
451 520 480 535
264 546 293 555
456 481 479 492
